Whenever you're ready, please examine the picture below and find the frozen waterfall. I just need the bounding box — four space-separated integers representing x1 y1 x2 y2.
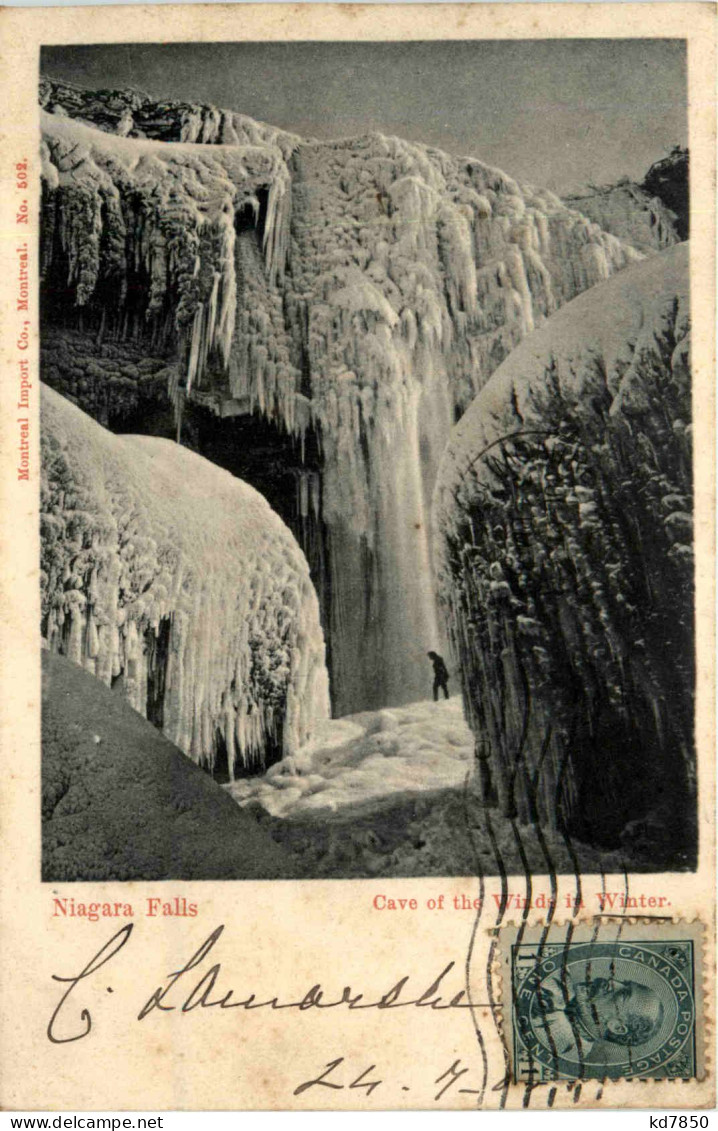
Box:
40 85 644 718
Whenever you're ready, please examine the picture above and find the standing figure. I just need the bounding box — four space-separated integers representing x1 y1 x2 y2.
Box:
427 651 449 701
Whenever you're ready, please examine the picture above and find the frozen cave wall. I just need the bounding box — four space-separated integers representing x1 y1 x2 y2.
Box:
41 79 644 715
433 245 695 857
41 384 330 778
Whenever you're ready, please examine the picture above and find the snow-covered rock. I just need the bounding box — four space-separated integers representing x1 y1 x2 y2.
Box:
642 146 689 240
433 244 694 849
41 384 330 776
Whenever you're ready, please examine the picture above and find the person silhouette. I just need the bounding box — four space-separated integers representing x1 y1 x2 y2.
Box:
427 651 449 701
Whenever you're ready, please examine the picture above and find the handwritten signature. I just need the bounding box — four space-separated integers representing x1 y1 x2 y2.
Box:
48 923 478 1045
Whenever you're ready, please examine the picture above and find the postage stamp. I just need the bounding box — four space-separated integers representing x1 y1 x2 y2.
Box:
498 921 705 1083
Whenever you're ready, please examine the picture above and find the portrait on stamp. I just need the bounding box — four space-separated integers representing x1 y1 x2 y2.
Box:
502 922 704 1083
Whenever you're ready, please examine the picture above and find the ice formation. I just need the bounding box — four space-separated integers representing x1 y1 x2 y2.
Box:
433 244 694 849
41 80 645 715
41 384 330 776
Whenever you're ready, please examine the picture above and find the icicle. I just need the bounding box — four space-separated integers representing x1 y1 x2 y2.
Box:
186 306 203 395
263 172 291 285
310 473 321 521
204 272 221 371
214 205 237 366
299 473 309 519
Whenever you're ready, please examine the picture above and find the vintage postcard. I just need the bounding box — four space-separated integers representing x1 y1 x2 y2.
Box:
0 1 714 1112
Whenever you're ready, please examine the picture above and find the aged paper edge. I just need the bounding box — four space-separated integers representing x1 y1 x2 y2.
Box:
0 2 714 1113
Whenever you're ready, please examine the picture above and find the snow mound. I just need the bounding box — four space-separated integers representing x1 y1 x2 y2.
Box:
433 244 694 848
41 384 330 775
224 696 473 819
42 650 299 880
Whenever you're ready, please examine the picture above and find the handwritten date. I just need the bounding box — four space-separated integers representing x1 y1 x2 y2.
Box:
294 1056 481 1102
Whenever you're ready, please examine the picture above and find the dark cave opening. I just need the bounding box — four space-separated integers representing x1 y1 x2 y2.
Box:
146 616 172 730
211 731 230 784
237 188 270 246
209 720 285 784
108 397 177 436
191 406 320 526
187 406 336 713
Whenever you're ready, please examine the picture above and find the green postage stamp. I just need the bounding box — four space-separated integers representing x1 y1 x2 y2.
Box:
499 920 705 1083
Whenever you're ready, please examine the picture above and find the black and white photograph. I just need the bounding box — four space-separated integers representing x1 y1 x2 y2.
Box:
38 38 696 881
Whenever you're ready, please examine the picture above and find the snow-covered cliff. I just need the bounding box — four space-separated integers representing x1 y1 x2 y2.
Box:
40 79 644 715
562 148 689 255
563 181 680 254
433 244 694 853
39 75 301 155
41 384 330 776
